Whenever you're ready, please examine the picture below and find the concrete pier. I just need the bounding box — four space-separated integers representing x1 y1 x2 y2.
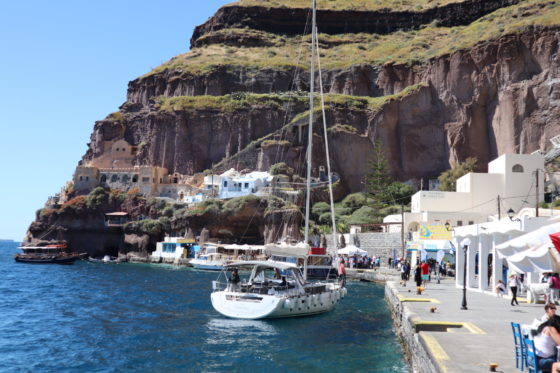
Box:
383 273 546 373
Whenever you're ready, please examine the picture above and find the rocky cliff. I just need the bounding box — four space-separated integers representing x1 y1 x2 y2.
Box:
28 0 560 252
102 0 560 183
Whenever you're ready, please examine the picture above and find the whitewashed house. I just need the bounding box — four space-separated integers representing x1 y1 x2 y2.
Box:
203 169 273 200
404 153 545 232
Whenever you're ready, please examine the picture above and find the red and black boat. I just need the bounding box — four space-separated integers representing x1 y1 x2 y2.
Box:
14 244 82 265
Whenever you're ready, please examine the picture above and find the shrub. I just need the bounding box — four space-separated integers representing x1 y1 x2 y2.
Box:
162 206 174 217
127 187 141 196
62 196 88 211
125 219 163 235
224 195 260 214
269 162 294 176
318 212 334 225
312 202 331 218
341 193 368 210
86 187 108 210
347 206 379 224
109 189 127 204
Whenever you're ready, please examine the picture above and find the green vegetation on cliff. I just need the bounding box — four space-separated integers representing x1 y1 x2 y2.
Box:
143 0 559 80
229 0 469 12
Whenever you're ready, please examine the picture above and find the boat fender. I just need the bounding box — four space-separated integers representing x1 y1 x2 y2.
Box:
312 294 318 306
342 288 347 297
284 299 292 309
335 291 340 301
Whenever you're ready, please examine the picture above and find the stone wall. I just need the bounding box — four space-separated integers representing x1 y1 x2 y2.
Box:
328 232 403 259
385 281 440 373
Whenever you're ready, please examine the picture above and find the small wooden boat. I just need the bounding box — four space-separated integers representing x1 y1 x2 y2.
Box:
14 244 82 265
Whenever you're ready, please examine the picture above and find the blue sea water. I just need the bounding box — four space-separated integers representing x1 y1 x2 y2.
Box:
0 242 408 373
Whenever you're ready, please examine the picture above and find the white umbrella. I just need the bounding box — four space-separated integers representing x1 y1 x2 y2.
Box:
496 222 560 259
337 245 367 256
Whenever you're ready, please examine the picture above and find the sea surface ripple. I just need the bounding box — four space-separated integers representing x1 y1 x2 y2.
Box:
0 242 407 372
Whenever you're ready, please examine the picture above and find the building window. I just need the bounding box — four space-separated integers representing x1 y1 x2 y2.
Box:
457 220 463 226
85 176 89 181
79 176 83 181
142 177 150 183
468 221 474 225
100 174 107 183
163 243 175 253
244 183 249 189
122 174 130 183
132 175 138 183
512 164 524 173
224 181 228 187
111 174 118 182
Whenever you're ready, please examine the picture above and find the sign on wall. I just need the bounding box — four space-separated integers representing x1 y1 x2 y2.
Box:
419 225 452 240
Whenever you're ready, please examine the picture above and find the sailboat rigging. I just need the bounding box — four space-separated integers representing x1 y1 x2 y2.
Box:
209 0 347 319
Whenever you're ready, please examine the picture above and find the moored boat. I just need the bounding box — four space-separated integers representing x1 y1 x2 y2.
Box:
190 252 229 271
210 260 346 319
14 244 82 265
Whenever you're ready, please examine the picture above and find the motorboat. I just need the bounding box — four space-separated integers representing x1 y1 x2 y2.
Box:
14 244 81 265
190 252 229 271
210 260 346 319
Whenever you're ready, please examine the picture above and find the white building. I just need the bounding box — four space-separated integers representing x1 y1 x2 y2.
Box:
405 153 545 232
452 216 551 297
203 169 273 200
151 237 197 262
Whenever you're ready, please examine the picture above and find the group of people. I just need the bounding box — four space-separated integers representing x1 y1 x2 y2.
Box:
337 255 381 269
396 259 450 288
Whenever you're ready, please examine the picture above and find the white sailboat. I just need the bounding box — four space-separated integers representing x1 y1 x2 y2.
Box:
210 0 346 319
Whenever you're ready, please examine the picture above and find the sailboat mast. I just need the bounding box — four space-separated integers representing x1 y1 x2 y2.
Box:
314 28 338 252
304 0 317 245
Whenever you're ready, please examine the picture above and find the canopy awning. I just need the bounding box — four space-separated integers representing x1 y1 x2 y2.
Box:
264 242 310 257
337 245 368 256
419 240 455 252
505 243 560 273
496 222 560 259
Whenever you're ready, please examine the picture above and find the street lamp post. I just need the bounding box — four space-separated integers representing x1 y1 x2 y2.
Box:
460 238 471 310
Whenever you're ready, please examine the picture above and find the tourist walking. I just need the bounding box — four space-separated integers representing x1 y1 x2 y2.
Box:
421 261 430 288
414 263 422 287
338 260 346 287
401 261 408 286
405 261 411 282
509 273 520 306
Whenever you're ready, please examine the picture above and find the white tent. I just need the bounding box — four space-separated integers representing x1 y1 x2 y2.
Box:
264 242 310 257
337 245 368 256
505 243 560 273
496 222 560 259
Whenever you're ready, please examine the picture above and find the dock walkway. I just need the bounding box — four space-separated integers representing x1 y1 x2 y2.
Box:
384 273 546 373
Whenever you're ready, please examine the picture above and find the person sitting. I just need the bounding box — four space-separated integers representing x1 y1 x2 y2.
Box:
495 280 506 298
540 303 558 323
533 315 560 372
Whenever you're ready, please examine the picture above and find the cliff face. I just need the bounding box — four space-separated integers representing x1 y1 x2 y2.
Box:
27 0 560 251
114 0 560 185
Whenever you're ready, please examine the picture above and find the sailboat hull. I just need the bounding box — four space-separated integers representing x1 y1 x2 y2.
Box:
211 287 344 319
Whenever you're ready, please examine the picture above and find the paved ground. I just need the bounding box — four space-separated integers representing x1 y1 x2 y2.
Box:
387 273 545 373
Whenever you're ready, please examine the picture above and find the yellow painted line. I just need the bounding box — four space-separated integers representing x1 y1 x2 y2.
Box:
397 294 440 303
463 322 486 335
414 321 486 334
421 333 449 373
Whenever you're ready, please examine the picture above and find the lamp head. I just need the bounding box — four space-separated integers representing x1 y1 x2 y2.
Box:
507 208 515 220
444 222 451 231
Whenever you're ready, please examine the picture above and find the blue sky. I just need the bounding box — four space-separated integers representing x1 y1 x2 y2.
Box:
0 0 231 241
